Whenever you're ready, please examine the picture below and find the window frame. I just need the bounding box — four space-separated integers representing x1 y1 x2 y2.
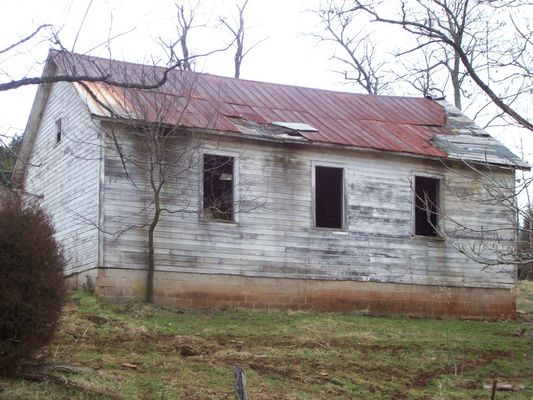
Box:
199 150 239 224
411 172 444 238
311 161 347 231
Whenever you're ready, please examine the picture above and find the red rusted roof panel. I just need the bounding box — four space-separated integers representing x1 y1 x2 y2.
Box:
54 51 448 157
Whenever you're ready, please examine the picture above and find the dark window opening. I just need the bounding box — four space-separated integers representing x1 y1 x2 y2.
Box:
315 166 343 229
55 119 62 144
414 176 440 236
203 154 234 221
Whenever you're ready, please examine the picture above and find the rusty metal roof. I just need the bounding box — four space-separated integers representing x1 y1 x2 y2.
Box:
51 51 527 167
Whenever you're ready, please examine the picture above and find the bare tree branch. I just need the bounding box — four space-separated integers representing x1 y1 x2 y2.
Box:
0 24 52 56
350 0 533 131
220 0 264 79
310 1 392 94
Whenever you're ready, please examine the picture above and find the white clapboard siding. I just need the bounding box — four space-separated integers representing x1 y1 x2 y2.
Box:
100 129 517 289
24 81 101 275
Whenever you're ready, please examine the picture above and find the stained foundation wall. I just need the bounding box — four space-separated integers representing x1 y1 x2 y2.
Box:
94 268 516 319
65 268 99 292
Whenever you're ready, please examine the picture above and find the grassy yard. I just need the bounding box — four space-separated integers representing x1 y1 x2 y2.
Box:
1 283 532 400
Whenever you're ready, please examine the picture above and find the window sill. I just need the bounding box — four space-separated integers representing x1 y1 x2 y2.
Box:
313 227 348 234
410 234 445 241
199 218 239 226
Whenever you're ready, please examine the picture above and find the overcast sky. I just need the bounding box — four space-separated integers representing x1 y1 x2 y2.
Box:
1 0 531 172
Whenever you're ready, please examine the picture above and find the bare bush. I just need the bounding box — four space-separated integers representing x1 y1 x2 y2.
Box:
0 191 66 376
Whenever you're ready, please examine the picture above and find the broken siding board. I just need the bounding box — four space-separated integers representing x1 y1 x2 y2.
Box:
102 131 516 289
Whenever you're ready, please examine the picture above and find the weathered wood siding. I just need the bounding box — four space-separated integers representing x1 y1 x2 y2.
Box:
102 130 516 289
24 81 101 275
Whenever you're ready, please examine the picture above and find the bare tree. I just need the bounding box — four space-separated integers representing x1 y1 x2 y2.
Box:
160 1 202 71
417 161 533 272
518 207 533 280
75 59 266 302
345 0 532 131
0 134 22 188
102 87 202 303
311 0 392 95
0 14 186 173
400 0 482 110
0 27 183 93
60 64 206 303
0 10 219 94
394 38 445 98
220 0 264 79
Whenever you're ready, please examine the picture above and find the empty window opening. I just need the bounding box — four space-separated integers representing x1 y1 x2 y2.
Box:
55 119 62 144
203 154 234 221
414 176 440 236
315 166 343 229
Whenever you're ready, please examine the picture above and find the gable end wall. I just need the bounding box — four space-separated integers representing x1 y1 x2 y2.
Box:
23 81 101 277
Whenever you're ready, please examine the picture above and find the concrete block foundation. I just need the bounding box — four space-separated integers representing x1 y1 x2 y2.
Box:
81 268 517 319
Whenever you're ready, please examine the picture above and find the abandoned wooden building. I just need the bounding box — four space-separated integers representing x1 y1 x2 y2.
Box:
13 51 529 318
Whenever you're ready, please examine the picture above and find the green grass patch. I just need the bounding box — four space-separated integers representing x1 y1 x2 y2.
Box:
1 284 532 399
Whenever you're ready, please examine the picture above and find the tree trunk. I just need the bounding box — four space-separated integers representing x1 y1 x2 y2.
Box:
234 56 241 79
146 208 160 303
452 51 462 110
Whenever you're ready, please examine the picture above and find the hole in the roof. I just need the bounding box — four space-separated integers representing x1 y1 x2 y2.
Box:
272 122 318 132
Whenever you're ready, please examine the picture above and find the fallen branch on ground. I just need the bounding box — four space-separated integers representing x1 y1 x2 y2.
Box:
18 372 127 400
